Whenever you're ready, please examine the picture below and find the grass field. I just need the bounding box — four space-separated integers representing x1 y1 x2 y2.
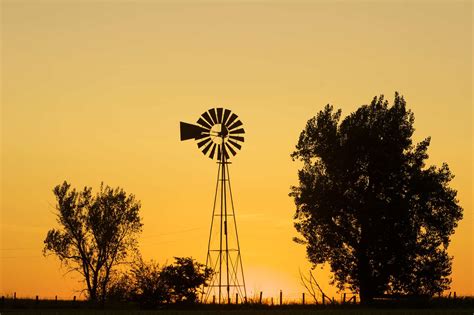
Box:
2 297 473 315
1 309 474 315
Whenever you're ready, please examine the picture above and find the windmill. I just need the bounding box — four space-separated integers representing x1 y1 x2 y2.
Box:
180 108 247 304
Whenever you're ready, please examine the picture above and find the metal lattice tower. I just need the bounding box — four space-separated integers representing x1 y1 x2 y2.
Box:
180 108 247 304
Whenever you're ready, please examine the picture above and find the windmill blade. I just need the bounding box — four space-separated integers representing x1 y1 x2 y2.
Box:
216 108 223 123
201 111 214 127
226 113 238 127
229 135 244 142
209 143 217 159
209 108 218 124
197 137 212 148
228 139 242 150
225 143 237 156
197 117 212 130
180 122 207 141
230 128 245 135
201 141 213 155
228 119 243 131
222 109 231 125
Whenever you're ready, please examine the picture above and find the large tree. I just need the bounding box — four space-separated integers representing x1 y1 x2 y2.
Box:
291 93 463 303
44 181 142 302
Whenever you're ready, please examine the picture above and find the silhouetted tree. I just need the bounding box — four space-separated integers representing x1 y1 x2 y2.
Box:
107 257 212 307
130 258 170 308
159 257 213 304
43 181 142 302
291 93 463 303
106 271 134 303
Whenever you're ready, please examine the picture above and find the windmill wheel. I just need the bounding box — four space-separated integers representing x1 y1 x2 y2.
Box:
180 108 245 160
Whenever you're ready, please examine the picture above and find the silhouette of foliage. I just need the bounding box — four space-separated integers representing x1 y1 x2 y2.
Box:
106 271 134 303
130 258 170 308
159 257 213 304
107 257 212 307
291 93 463 304
43 181 142 302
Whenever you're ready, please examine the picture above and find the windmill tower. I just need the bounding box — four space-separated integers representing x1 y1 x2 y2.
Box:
180 108 247 304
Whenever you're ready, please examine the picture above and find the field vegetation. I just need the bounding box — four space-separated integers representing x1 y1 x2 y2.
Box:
1 296 473 314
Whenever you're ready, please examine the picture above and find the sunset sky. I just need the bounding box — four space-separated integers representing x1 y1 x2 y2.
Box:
1 1 472 300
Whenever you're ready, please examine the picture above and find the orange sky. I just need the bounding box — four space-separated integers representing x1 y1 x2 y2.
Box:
1 1 472 301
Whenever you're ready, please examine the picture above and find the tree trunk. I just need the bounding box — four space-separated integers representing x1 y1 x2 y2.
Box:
89 271 99 303
89 287 97 302
358 222 374 305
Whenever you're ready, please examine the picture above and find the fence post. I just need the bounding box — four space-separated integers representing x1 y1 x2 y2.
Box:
259 291 263 304
14 292 16 300
354 296 357 304
73 296 76 302
280 290 282 305
448 292 452 298
212 295 215 304
236 293 238 304
1 296 4 303
36 295 39 304
271 297 273 306
343 293 346 303
454 292 457 299
55 295 57 302
302 292 305 305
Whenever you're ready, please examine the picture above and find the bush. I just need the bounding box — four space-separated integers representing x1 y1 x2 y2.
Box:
106 257 212 308
160 257 213 304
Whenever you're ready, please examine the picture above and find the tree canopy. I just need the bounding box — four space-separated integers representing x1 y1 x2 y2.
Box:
291 93 463 303
44 181 142 302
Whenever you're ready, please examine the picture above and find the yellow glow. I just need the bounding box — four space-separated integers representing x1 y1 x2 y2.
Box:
1 1 472 300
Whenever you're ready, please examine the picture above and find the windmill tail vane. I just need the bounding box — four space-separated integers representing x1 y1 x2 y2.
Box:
180 108 247 304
